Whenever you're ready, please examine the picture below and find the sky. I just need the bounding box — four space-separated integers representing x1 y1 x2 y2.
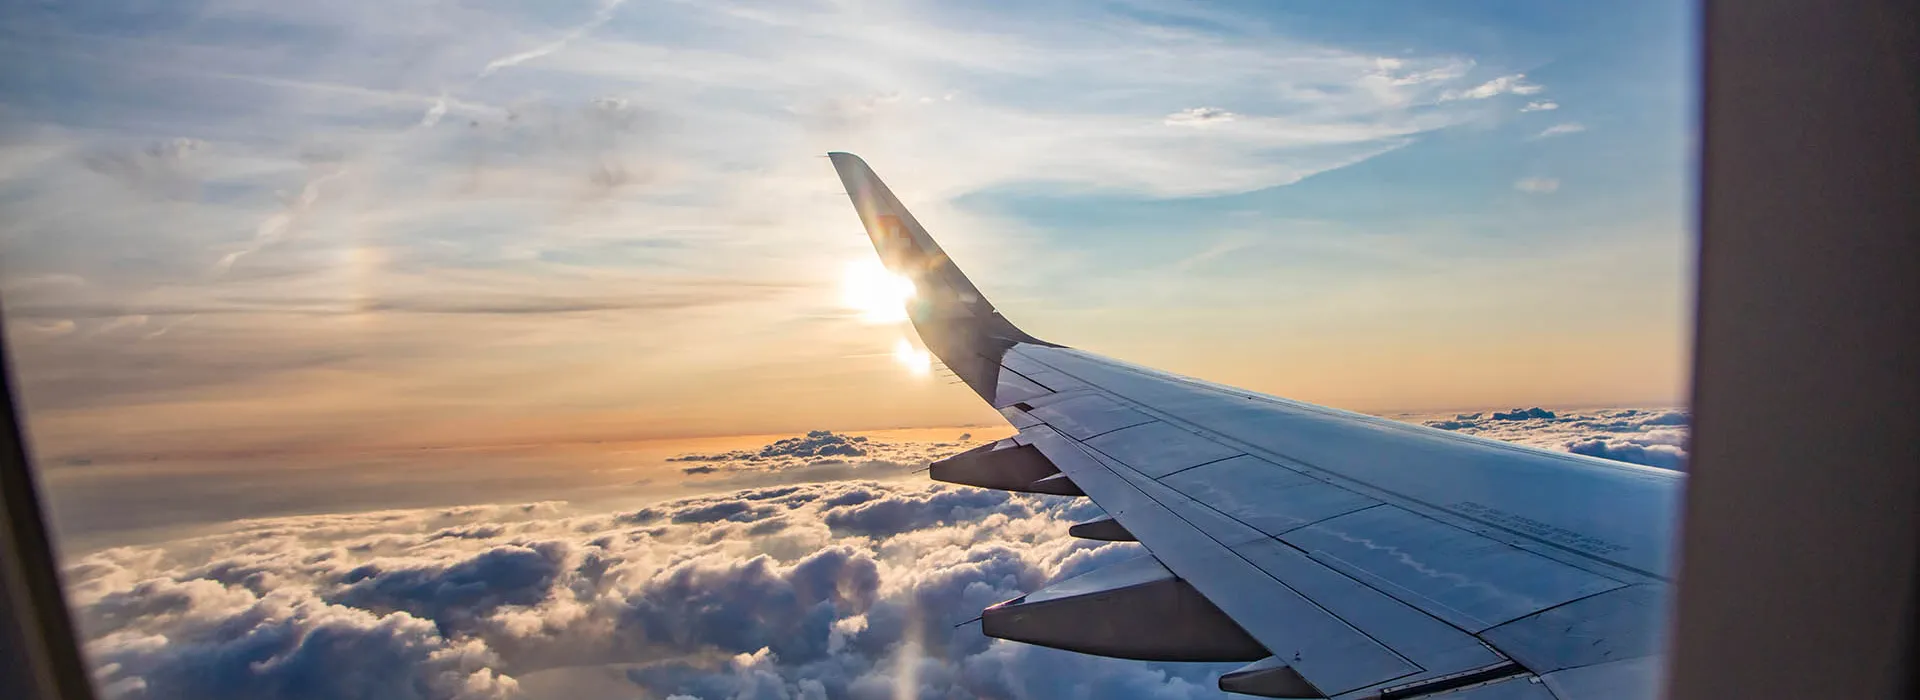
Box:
0 0 1696 468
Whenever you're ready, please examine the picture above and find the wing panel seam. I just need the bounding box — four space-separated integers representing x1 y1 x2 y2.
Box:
1143 453 1241 481
1063 440 1426 673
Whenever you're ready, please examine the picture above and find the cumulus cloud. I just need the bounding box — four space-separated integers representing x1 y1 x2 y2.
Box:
59 409 1689 698
1519 101 1559 112
1567 439 1688 470
1163 107 1237 127
1440 73 1544 101
1533 122 1587 139
1409 406 1690 470
667 430 977 480
670 430 872 464
1514 177 1560 194
64 481 1230 700
1491 407 1557 421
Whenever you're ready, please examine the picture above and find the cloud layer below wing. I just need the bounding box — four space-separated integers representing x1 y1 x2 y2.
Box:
64 410 1685 700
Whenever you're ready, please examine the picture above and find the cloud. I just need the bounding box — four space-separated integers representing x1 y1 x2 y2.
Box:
6 288 787 321
0 0 1557 454
212 166 349 275
1369 57 1474 87
671 430 872 463
63 480 1229 700
1441 73 1544 101
1163 107 1237 127
3 273 88 295
1533 122 1587 139
476 0 631 79
331 542 570 634
1514 177 1560 194
57 408 1689 697
16 319 78 338
1413 406 1690 470
79 139 207 199
1491 407 1557 421
1519 101 1559 112
666 431 978 479
419 95 450 127
1567 439 1688 470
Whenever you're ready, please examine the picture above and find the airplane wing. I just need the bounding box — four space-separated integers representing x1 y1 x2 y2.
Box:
829 153 1682 700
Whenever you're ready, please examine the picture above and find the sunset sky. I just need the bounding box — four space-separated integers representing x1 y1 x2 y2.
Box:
0 0 1695 465
4 4 1700 697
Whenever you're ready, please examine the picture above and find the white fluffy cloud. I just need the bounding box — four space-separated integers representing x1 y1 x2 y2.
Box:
61 408 1687 699
669 430 964 473
1519 101 1559 112
1408 406 1689 470
65 481 1231 700
664 432 985 492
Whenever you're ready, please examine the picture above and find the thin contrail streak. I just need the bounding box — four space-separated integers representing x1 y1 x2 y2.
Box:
416 0 630 126
479 0 629 77
214 168 348 275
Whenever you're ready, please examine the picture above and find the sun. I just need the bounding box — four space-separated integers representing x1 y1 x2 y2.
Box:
842 258 916 323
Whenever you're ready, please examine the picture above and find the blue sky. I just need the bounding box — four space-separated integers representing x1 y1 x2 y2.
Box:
0 0 1696 461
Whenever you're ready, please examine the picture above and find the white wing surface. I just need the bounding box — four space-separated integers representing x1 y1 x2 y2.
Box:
830 153 1681 700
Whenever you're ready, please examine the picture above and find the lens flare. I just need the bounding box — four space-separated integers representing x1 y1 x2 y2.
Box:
893 337 932 376
842 258 915 323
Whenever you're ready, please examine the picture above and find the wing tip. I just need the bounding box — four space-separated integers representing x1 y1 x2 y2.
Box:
826 152 875 190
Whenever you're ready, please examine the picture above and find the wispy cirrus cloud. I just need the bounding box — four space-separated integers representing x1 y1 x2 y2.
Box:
477 0 632 79
1441 73 1544 101
1533 122 1588 139
0 0 1537 452
1163 107 1237 127
1514 177 1561 194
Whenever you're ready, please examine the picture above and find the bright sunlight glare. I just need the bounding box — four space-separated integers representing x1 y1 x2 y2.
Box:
893 337 932 376
842 258 916 323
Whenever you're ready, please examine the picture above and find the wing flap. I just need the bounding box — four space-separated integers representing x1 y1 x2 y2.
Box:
1024 426 1423 695
1477 585 1668 674
1231 538 1506 673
